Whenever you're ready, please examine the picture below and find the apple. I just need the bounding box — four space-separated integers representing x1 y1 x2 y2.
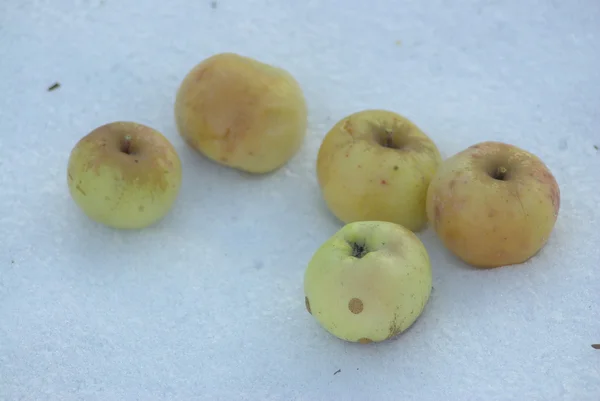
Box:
316 109 442 232
67 121 183 229
425 141 560 268
304 220 432 344
174 52 308 174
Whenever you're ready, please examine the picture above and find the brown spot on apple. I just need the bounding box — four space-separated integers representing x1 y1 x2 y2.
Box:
393 165 399 171
76 185 86 196
348 298 364 314
380 179 388 185
305 297 311 314
138 205 145 212
343 120 354 135
68 173 73 181
358 338 373 344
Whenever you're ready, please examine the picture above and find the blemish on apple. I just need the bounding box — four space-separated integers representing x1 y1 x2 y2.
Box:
76 185 86 196
305 297 311 314
348 298 364 314
194 66 208 82
380 179 388 185
387 313 403 339
433 202 441 228
343 120 354 135
304 221 432 343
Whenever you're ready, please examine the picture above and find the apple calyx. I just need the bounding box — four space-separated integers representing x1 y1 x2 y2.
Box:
349 241 369 258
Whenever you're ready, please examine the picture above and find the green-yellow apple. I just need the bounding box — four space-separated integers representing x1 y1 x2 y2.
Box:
67 121 183 229
316 109 442 232
174 52 308 174
304 220 432 344
425 141 560 268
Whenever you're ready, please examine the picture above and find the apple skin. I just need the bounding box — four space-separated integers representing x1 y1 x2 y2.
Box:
67 121 183 229
316 109 442 232
425 141 560 268
304 220 432 344
174 52 308 174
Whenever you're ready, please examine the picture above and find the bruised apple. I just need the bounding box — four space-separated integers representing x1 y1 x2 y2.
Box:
304 220 432 344
174 52 308 174
426 141 560 268
316 109 442 232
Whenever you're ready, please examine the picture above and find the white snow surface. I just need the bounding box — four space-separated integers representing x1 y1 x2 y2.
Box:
1 0 600 400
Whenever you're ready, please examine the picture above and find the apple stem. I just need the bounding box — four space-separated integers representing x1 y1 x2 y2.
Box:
495 166 508 180
121 135 133 154
384 128 394 148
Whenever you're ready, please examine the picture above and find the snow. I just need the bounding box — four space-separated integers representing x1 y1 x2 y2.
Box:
1 0 599 399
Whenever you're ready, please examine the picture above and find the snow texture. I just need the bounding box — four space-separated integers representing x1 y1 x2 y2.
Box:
1 0 600 399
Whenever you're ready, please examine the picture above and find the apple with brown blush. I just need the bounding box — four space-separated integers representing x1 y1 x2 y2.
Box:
426 141 560 268
67 122 183 229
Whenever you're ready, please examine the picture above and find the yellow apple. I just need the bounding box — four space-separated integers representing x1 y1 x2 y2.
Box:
304 220 432 344
67 121 183 229
174 52 308 174
316 109 442 232
426 141 560 268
